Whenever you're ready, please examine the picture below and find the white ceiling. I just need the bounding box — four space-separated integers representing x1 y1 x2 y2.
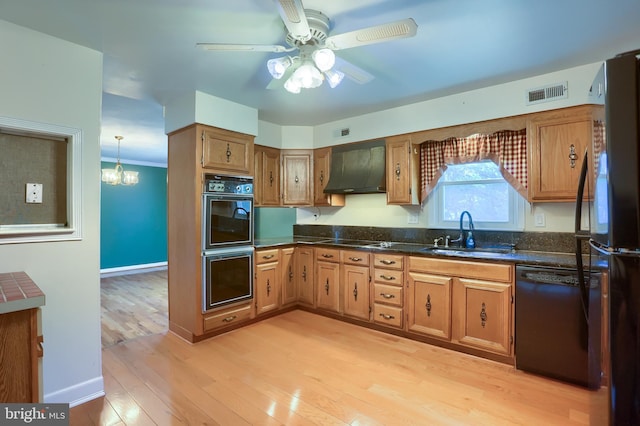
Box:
2 0 640 164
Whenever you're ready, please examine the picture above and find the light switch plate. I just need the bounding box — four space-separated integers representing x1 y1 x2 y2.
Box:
26 183 43 203
407 212 419 224
534 212 545 227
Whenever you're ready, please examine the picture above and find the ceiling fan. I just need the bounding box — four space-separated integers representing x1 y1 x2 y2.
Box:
197 0 418 93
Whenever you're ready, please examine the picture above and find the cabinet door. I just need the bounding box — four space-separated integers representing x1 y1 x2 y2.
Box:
407 272 452 340
254 145 281 206
296 247 315 306
313 147 345 207
452 278 512 355
316 261 340 312
386 135 418 205
528 106 601 202
282 150 312 206
281 247 296 306
342 264 370 320
201 126 253 175
255 262 279 315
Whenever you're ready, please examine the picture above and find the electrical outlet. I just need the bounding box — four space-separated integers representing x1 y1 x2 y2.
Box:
26 183 43 204
407 212 419 224
534 212 545 227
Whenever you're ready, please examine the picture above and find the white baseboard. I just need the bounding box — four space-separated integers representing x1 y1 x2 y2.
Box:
100 261 168 278
44 375 105 407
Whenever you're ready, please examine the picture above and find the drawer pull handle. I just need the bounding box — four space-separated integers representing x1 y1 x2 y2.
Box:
380 259 396 265
349 257 363 262
379 274 395 281
222 315 237 323
322 253 334 258
37 335 44 358
262 254 275 259
380 293 395 299
480 302 487 327
379 313 395 320
426 294 432 317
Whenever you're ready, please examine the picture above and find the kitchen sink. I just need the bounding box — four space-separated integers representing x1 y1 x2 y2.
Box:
421 245 515 256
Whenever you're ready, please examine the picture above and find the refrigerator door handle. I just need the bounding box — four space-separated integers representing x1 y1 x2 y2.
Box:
589 238 614 255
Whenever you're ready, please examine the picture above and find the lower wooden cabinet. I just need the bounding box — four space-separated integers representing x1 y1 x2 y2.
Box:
341 250 371 321
203 303 253 332
0 308 42 403
451 278 513 355
372 253 405 329
407 272 452 340
296 247 315 307
316 248 340 312
281 247 297 306
255 248 280 315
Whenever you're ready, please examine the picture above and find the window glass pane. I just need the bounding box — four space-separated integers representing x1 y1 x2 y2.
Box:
442 162 502 181
442 182 509 222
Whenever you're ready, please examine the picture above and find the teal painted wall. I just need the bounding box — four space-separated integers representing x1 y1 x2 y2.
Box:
255 207 296 239
100 162 167 269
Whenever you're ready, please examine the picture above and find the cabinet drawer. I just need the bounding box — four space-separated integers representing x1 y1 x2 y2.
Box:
316 247 340 262
409 256 513 283
374 284 403 307
373 304 403 328
373 268 403 286
373 253 404 270
341 250 370 266
255 249 279 264
203 303 252 332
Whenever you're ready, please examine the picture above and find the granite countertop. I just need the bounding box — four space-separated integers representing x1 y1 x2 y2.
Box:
0 272 46 315
255 237 607 270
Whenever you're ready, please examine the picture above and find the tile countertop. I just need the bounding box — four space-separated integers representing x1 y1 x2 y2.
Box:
0 272 46 315
255 237 608 270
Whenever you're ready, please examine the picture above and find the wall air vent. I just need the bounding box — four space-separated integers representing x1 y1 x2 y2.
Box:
526 82 568 105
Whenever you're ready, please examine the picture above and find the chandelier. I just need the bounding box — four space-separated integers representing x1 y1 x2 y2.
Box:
267 44 344 94
101 136 139 186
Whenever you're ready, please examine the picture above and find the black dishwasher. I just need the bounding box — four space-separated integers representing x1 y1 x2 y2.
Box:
515 265 602 389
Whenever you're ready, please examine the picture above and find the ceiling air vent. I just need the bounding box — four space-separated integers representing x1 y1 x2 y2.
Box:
526 82 568 105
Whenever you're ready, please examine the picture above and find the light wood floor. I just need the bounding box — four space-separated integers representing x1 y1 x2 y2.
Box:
78 271 609 425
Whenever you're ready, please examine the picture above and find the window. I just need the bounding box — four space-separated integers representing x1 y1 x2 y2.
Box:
427 161 525 230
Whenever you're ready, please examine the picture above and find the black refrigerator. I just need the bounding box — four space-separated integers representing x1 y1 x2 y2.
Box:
584 49 640 425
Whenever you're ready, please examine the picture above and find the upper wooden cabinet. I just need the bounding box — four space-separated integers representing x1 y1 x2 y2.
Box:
201 126 254 176
385 135 419 205
254 145 281 206
313 147 345 207
282 149 312 206
527 105 604 202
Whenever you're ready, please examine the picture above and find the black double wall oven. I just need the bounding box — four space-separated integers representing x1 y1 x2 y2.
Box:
202 174 254 312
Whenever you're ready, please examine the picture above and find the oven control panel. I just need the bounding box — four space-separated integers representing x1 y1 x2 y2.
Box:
204 175 253 195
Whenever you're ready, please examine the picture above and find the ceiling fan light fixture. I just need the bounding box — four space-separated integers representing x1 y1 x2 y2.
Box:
312 48 335 72
267 56 292 79
324 69 345 88
292 61 323 89
284 76 302 94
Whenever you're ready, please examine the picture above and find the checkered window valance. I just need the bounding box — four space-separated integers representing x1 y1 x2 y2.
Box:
419 129 528 201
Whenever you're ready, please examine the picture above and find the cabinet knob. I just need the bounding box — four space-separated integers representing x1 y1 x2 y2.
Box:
480 302 487 327
568 144 578 168
380 259 396 265
379 274 395 281
395 162 401 180
222 315 237 323
225 143 232 162
426 294 432 317
353 282 358 300
380 293 395 299
379 313 395 320
325 278 330 295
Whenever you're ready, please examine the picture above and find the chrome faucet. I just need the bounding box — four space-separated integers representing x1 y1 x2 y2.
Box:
450 210 475 248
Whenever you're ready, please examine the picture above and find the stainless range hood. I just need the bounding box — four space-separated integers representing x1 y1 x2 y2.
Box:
323 139 386 194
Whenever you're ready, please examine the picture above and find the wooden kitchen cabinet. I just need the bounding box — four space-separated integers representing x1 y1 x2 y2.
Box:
407 272 452 341
254 145 281 206
281 247 297 306
296 246 315 307
282 149 312 206
201 125 254 175
341 250 371 321
313 147 345 207
315 247 340 312
255 248 280 315
385 135 420 205
203 303 253 333
452 278 513 356
372 253 405 329
527 105 604 202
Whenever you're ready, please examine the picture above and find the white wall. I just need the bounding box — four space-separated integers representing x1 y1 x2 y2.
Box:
0 20 103 404
291 62 605 233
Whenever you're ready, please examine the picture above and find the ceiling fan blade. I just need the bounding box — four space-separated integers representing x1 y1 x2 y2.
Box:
324 18 418 50
275 0 311 42
334 56 374 85
197 43 295 53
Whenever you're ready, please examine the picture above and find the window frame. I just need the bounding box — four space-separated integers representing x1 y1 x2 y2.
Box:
426 161 525 231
